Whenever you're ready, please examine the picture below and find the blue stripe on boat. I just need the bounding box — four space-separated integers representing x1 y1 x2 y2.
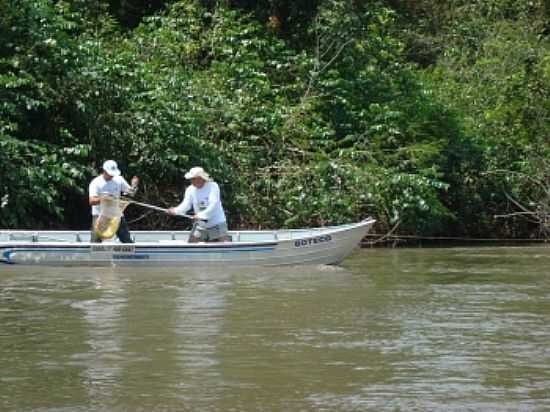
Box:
1 245 276 263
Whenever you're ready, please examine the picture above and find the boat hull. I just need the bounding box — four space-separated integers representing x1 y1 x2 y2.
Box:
0 219 375 267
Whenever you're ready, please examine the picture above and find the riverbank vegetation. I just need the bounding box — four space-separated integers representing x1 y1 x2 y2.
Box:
1 0 548 238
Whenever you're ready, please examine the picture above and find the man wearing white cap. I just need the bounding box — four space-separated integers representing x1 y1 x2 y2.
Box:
168 166 230 242
89 160 139 243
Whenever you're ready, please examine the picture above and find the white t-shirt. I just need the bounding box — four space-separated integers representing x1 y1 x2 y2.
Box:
89 175 132 216
173 181 226 227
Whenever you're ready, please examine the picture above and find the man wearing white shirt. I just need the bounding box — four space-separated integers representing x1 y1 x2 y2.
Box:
168 167 230 242
89 160 139 243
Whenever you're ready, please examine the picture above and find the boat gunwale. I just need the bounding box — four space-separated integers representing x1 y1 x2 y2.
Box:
0 218 376 247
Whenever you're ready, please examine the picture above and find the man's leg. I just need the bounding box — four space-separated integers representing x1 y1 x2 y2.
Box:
116 216 134 243
188 221 207 243
90 216 102 243
205 223 231 242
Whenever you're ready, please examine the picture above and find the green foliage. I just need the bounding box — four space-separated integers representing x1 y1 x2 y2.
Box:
0 0 89 228
2 0 546 239
419 0 550 236
0 135 88 226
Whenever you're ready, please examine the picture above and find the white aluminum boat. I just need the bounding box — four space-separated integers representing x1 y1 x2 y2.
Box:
0 218 375 267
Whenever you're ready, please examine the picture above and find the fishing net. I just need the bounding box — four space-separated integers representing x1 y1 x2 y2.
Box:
94 196 129 239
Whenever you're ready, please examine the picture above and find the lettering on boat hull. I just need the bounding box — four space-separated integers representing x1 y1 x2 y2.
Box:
113 254 149 260
294 235 332 248
91 245 135 254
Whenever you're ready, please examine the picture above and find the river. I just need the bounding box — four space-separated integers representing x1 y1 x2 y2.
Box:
1 246 549 411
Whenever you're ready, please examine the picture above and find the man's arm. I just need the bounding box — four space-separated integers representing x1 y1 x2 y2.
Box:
168 188 192 216
89 196 101 206
119 176 139 197
89 179 100 206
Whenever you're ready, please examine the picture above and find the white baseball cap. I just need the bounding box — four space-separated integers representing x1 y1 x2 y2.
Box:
184 166 211 181
102 160 121 177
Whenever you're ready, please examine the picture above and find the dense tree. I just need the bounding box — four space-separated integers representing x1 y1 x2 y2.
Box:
412 0 550 236
0 0 90 227
1 0 548 239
